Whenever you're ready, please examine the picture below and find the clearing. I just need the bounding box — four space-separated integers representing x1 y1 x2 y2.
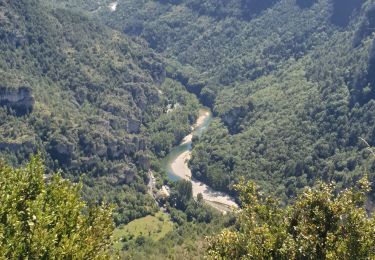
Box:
113 211 173 250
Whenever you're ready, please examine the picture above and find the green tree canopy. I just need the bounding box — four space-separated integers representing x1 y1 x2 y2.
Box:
207 177 375 259
0 156 114 259
169 180 193 210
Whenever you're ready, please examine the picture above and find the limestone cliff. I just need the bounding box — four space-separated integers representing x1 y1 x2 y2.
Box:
0 87 34 115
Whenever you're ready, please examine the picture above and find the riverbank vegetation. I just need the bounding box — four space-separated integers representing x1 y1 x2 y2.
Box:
112 179 235 258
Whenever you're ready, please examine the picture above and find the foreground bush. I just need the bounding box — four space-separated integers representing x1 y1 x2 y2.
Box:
207 177 375 259
0 156 114 259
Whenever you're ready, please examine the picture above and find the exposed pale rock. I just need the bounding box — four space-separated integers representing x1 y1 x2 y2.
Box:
0 86 34 115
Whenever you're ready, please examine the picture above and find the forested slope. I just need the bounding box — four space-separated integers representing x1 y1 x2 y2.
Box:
0 0 200 224
90 0 375 201
2 0 375 258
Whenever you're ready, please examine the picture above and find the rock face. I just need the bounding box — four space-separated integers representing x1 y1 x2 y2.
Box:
127 117 141 134
106 137 147 160
219 101 254 134
137 153 151 171
116 168 136 185
0 87 35 115
48 137 74 166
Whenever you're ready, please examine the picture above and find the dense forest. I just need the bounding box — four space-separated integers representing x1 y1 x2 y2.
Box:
90 0 375 202
1 0 375 258
0 0 201 225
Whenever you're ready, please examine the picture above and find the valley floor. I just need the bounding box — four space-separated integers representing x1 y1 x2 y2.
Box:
170 110 238 211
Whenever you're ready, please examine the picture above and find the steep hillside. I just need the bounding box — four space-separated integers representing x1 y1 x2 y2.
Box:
3 0 375 220
0 0 200 224
88 0 375 201
2 0 375 258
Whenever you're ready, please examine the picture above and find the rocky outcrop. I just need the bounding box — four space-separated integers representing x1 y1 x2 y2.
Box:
222 107 246 128
219 100 254 134
115 168 136 185
107 142 127 160
106 137 147 160
127 117 141 134
47 137 74 166
142 60 166 86
0 86 34 115
137 152 151 171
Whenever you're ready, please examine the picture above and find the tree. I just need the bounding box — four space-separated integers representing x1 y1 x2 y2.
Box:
169 180 193 210
0 155 114 259
197 193 204 202
206 177 375 259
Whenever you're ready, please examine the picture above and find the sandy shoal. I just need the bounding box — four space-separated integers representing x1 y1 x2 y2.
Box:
170 111 238 210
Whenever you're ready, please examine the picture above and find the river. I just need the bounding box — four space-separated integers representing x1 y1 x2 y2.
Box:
163 108 238 212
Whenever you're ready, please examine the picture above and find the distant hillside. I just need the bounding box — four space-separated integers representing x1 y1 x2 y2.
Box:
0 0 200 224
2 0 375 258
2 0 375 217
92 0 375 201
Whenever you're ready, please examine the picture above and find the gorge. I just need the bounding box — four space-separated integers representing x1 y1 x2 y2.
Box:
164 108 238 212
